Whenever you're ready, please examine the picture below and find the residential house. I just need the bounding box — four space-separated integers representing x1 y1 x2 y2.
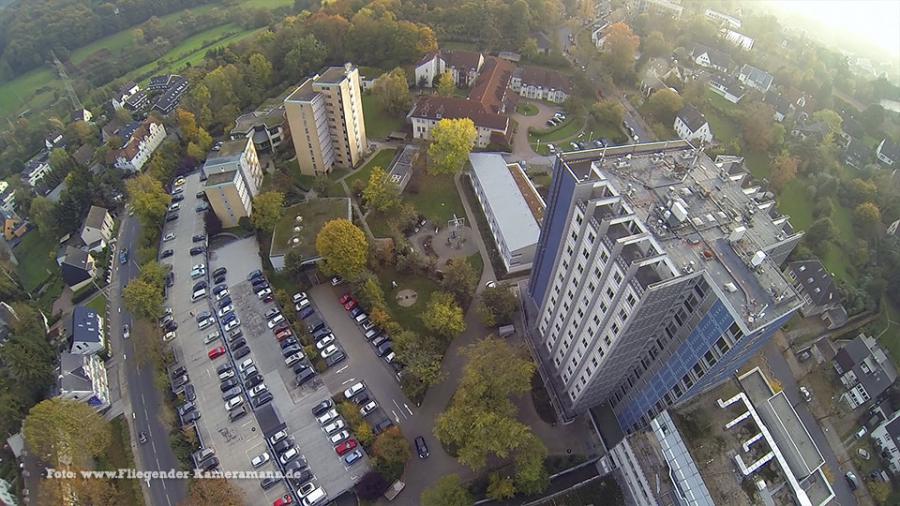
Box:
876 138 898 166
101 118 125 144
533 32 554 55
66 306 105 355
44 132 64 151
591 21 610 49
721 29 754 51
111 82 141 110
409 96 509 148
791 120 829 142
871 410 900 474
107 118 167 172
79 206 114 253
509 66 573 104
72 144 94 168
71 109 92 123
202 138 264 228
630 0 683 18
2 210 27 242
56 352 110 411
21 152 52 187
414 52 445 88
708 74 745 103
784 259 848 329
468 57 515 114
230 104 287 153
764 91 793 122
0 181 15 214
639 57 682 97
673 104 713 144
444 50 485 87
60 246 96 291
704 8 741 29
844 137 873 168
690 44 735 73
125 90 149 111
738 64 774 93
833 334 898 409
151 75 188 114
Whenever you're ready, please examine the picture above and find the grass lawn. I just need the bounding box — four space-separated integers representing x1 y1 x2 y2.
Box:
125 24 253 82
466 252 484 278
70 29 140 65
346 148 397 190
528 116 584 144
406 172 465 223
821 242 854 286
516 103 539 116
0 67 61 120
86 293 108 315
705 107 739 143
15 232 58 292
361 93 405 140
743 150 771 180
96 417 145 506
876 298 900 366
830 202 855 245
775 179 813 231
270 199 351 260
375 266 440 335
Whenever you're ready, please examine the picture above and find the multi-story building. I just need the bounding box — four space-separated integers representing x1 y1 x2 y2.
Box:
56 352 110 411
673 105 713 144
525 141 804 431
108 118 167 171
60 247 97 291
833 334 898 409
284 63 368 176
203 138 263 228
509 66 573 104
66 306 105 355
111 82 141 111
80 206 114 252
872 409 900 474
0 180 15 214
704 8 741 29
21 152 52 187
409 96 509 148
230 105 287 153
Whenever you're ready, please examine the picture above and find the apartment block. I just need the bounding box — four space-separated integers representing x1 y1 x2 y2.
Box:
202 138 263 228
525 141 804 432
284 63 367 176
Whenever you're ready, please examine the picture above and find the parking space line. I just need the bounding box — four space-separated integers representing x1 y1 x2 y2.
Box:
341 377 356 385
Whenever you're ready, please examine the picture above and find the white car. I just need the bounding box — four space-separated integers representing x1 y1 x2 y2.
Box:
268 430 287 445
267 314 284 328
316 409 338 425
123 324 130 339
295 299 310 311
169 202 180 211
256 288 272 299
217 305 234 317
238 358 254 373
224 396 243 411
329 430 350 444
192 263 206 272
360 401 378 417
224 319 240 331
197 317 214 330
203 332 220 344
316 335 335 349
163 232 176 242
174 177 186 186
292 292 308 303
218 370 235 381
343 382 365 399
248 384 268 398
279 447 300 465
215 289 230 301
285 353 303 367
320 344 339 358
322 419 345 434
250 452 270 468
163 331 177 342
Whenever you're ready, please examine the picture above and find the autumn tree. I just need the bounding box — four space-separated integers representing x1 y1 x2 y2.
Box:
478 284 518 326
29 196 58 237
371 426 410 481
362 167 399 212
248 53 274 92
770 153 799 192
487 472 517 500
316 219 368 280
373 67 412 115
428 118 476 175
126 173 171 228
854 202 882 237
646 88 683 124
23 399 110 465
441 258 478 304
123 262 167 320
642 30 669 58
421 291 466 340
812 109 843 145
180 479 245 506
601 22 640 82
394 330 445 386
436 71 455 96
421 474 472 506
591 99 625 128
250 191 284 232
742 102 778 152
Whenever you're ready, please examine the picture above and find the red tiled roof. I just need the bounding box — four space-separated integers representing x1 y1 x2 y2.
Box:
468 56 514 114
107 119 159 164
411 96 508 131
516 66 573 94
444 50 482 71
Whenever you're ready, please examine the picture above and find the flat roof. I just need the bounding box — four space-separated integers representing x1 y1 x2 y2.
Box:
205 170 237 186
316 65 354 84
270 199 352 260
469 153 542 252
284 79 317 103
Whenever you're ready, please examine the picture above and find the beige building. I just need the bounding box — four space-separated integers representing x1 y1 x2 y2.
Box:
202 138 263 228
284 63 368 176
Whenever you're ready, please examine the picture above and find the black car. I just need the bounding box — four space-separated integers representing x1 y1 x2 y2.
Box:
190 246 205 256
166 272 175 287
253 391 273 408
163 320 178 332
213 267 227 277
218 297 233 309
229 337 246 350
326 351 347 367
213 283 227 294
312 326 332 339
247 269 263 281
376 342 393 357
311 399 333 417
181 410 201 425
373 419 394 434
251 277 267 287
288 469 313 487
284 458 308 474
220 379 238 392
245 374 264 388
160 249 173 259
264 308 280 319
192 234 206 243
295 369 315 386
172 194 184 202
184 384 196 402
415 436 430 459
291 362 309 375
193 280 207 291
215 363 232 375
298 307 316 320
166 212 178 222
351 391 370 405
274 438 294 453
232 346 250 359
281 344 301 357
229 405 247 422
199 456 219 472
213 274 226 284
228 329 243 342
171 366 187 378
280 337 298 349
260 476 280 490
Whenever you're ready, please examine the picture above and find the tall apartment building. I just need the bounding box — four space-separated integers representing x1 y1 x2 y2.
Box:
202 138 263 228
284 63 367 176
525 141 804 433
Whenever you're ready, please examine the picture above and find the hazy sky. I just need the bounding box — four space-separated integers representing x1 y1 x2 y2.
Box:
763 0 900 62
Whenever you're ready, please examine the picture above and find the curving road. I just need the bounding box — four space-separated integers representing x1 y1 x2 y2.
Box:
109 215 186 506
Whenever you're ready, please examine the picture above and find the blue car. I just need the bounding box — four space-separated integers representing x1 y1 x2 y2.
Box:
119 249 129 265
344 449 363 465
298 307 315 320
222 313 237 324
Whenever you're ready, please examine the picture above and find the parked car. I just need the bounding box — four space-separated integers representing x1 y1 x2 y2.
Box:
325 351 346 367
344 449 363 465
343 382 366 399
208 346 226 360
320 344 340 358
360 401 378 417
335 438 357 456
311 399 333 417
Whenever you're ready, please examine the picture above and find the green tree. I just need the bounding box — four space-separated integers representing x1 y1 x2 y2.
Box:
646 88 683 124
248 53 273 91
428 118 476 175
477 285 518 326
362 167 399 212
805 217 835 252
436 71 455 97
373 67 412 115
371 426 410 480
601 22 640 81
180 478 245 506
861 104 885 135
812 109 843 144
421 474 472 506
393 330 445 386
742 102 778 152
126 173 171 228
356 275 386 309
250 191 284 232
642 30 669 57
123 279 164 321
591 99 625 127
49 147 73 174
854 202 882 237
441 258 477 304
29 196 58 237
422 291 465 340
316 219 368 280
770 153 799 192
23 399 110 465
487 472 517 500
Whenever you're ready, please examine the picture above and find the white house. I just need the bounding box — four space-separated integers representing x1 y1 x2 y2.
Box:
414 52 445 88
509 66 573 104
21 152 52 187
738 64 774 93
877 138 898 166
80 206 114 253
108 119 167 172
409 96 508 148
68 306 105 356
591 22 610 49
872 410 900 474
690 44 734 73
0 180 15 214
673 105 713 144
57 352 110 412
111 82 141 110
708 74 745 104
721 29 754 51
704 9 741 29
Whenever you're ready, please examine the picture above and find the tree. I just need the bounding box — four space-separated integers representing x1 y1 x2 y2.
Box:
854 202 881 237
355 471 390 500
742 102 778 152
316 219 368 280
49 147 73 173
394 330 445 386
371 426 410 480
812 109 843 144
861 104 885 135
428 118 476 175
248 53 273 91
805 217 835 251
356 275 386 309
29 196 58 236
646 88 683 124
436 71 455 97
487 472 517 500
478 285 518 326
421 474 473 506
23 399 110 465
250 191 284 232
770 153 799 192
601 22 640 81
373 67 412 115
362 167 399 212
591 100 625 127
180 479 245 506
126 173 171 227
422 291 465 340
441 258 477 304
175 108 199 143
123 278 163 321
642 30 669 57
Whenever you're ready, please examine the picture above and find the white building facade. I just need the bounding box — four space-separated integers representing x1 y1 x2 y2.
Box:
114 121 167 172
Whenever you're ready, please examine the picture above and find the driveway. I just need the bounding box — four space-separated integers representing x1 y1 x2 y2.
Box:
510 100 562 165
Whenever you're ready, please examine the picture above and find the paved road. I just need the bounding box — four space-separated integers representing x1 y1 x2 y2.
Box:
763 341 857 506
110 214 186 506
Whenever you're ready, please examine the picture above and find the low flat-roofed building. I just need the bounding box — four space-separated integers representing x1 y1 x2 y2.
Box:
230 104 286 153
268 199 352 271
469 153 544 273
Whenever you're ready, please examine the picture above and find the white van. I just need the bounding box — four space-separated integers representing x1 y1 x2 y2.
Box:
192 288 207 301
354 313 368 324
301 488 327 506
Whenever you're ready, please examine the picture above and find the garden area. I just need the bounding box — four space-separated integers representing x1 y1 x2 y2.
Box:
362 93 406 140
14 232 57 292
517 103 539 116
346 148 398 191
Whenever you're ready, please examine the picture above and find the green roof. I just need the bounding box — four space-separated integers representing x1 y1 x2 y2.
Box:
269 198 351 261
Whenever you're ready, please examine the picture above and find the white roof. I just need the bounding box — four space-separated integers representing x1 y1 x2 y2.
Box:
468 153 541 252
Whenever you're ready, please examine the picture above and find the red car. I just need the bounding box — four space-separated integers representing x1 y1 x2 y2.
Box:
339 293 352 305
343 299 358 311
208 346 226 360
335 438 358 456
275 330 293 342
273 494 293 506
263 294 274 303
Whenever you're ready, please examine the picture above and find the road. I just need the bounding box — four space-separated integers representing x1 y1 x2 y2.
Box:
109 214 186 506
764 341 857 505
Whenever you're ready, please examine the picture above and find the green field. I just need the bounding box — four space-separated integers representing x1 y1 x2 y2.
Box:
743 150 771 180
70 29 142 65
0 67 60 119
775 179 814 231
376 265 441 335
346 148 398 190
361 93 405 140
406 172 465 223
86 293 108 315
14 232 57 292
